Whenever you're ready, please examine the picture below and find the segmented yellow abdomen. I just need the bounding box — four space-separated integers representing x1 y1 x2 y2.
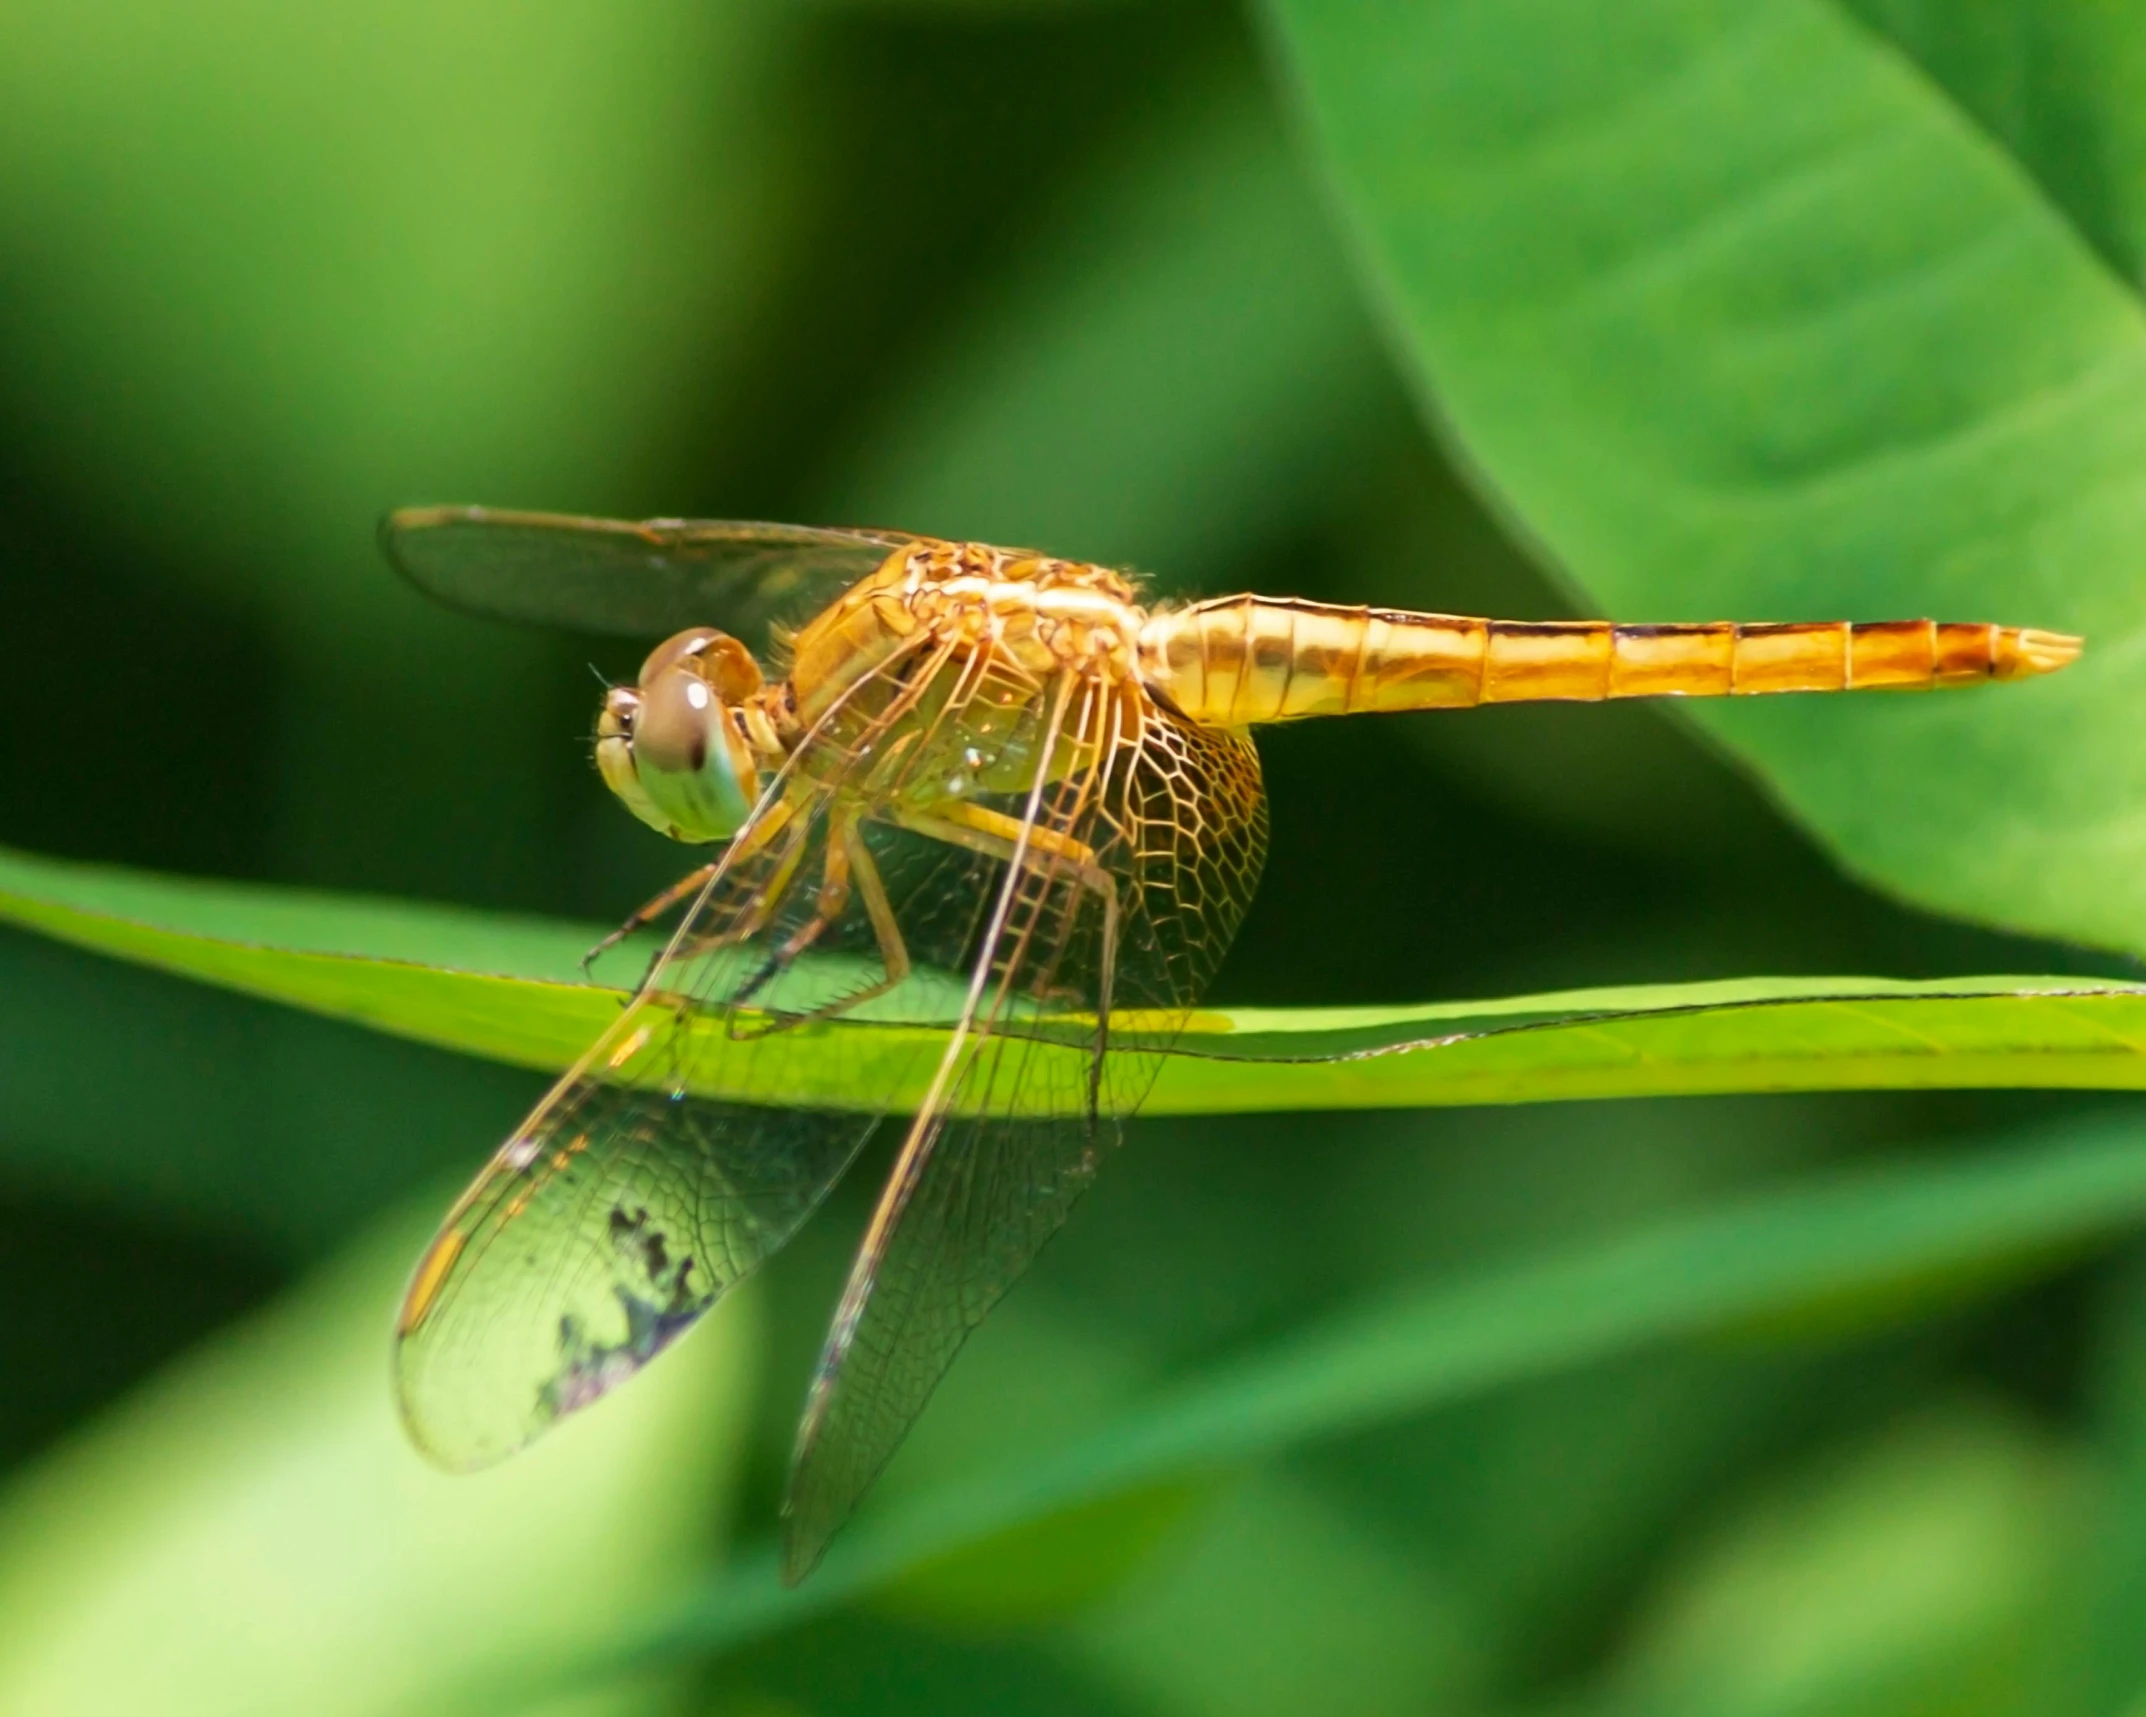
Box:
1135 597 2081 726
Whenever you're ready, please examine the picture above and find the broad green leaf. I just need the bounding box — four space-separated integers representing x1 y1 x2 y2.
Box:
5 843 2146 1112
0 1195 761 1717
1850 0 2146 281
561 1108 2146 1678
1263 0 2146 955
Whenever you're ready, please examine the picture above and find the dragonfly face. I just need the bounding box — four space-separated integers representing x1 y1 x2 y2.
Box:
596 626 776 843
379 504 2077 1584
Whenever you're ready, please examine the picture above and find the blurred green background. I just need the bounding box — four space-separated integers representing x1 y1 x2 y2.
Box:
4 1 2146 1712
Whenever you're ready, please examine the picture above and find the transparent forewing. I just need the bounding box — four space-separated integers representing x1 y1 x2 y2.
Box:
780 693 1269 1579
395 802 897 1467
381 506 916 647
398 1079 881 1470
394 635 994 1467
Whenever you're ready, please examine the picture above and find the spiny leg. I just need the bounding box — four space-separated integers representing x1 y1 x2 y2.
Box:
732 812 915 1032
845 817 913 996
579 861 718 978
580 799 802 976
892 801 1120 1021
658 808 814 1006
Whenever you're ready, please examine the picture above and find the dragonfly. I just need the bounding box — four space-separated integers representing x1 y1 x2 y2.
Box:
381 504 2080 1581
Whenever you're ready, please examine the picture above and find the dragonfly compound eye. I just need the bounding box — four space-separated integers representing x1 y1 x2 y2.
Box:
637 627 764 700
627 662 763 843
595 686 669 836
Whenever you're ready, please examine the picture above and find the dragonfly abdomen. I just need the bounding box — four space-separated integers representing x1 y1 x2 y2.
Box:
1137 597 2080 725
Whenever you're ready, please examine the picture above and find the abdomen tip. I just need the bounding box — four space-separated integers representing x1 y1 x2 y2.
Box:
2001 628 2083 678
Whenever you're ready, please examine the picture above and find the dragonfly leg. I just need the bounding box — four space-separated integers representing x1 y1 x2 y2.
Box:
892 802 1120 1018
731 813 916 1033
582 798 803 978
580 862 718 977
844 818 914 994
766 814 861 968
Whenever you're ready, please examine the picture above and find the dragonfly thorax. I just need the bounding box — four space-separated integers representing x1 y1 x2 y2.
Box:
597 627 786 844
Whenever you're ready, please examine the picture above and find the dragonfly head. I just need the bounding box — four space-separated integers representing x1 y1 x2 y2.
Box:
597 628 769 843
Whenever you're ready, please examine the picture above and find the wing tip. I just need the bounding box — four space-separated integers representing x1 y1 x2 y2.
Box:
379 501 489 543
778 1521 824 1588
377 502 483 596
777 1355 847 1584
378 503 592 624
391 1366 506 1477
777 1459 852 1586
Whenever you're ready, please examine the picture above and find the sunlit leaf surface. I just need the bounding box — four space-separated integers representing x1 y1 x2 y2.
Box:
1267 0 2146 956
2 843 2142 1111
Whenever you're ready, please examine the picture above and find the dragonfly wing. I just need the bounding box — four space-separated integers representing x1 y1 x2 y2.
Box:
397 764 926 1467
397 628 977 1465
780 693 1269 1579
397 1068 883 1469
381 505 916 647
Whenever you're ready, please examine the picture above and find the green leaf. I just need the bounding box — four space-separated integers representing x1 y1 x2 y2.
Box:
1262 0 2146 955
5 843 2146 1113
1848 0 2146 281
562 1108 2146 1680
